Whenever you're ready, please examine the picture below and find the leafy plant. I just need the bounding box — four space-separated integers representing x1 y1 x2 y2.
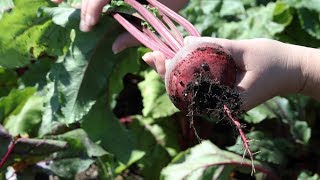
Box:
0 0 320 179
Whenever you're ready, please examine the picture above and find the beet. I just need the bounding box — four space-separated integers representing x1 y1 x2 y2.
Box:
165 42 238 114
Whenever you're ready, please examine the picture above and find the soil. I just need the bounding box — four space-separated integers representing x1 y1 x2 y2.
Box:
181 71 242 119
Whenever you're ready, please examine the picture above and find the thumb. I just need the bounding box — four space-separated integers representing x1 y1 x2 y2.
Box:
142 51 167 79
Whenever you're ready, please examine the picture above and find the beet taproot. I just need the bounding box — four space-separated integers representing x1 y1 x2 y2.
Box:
165 42 238 113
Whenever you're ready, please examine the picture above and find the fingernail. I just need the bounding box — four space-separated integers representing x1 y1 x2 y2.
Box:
80 20 90 32
112 44 121 54
112 48 119 54
142 53 152 61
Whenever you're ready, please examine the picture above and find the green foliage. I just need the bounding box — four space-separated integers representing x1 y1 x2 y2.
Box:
81 97 145 173
0 0 320 179
161 140 266 179
0 0 68 68
139 70 179 119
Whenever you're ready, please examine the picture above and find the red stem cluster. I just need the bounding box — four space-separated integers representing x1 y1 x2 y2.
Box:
112 0 200 59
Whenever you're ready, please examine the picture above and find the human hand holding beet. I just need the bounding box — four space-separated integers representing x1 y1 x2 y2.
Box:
143 36 320 111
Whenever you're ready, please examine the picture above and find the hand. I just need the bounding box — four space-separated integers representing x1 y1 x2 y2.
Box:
142 36 307 110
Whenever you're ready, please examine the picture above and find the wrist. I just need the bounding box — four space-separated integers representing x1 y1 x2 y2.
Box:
298 46 320 100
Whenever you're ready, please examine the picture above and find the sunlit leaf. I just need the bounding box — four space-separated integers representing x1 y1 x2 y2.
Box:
244 103 276 124
0 88 36 124
4 95 43 137
0 0 68 68
139 70 178 119
49 158 94 178
161 140 271 179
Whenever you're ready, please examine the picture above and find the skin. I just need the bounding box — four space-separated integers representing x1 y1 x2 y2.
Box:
142 36 320 111
51 0 189 53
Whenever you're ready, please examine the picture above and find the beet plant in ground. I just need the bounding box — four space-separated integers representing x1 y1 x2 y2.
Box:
0 0 319 179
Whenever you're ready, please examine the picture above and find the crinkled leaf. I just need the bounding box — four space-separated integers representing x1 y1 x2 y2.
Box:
298 170 320 180
161 140 270 179
180 0 222 36
44 5 140 124
218 4 285 39
0 0 68 68
244 103 276 124
227 131 293 165
40 6 80 28
4 95 43 137
52 129 108 158
38 82 64 136
139 70 178 119
81 97 144 173
0 87 36 124
49 158 94 178
220 1 245 17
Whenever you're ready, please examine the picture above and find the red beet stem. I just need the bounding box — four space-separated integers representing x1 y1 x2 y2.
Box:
223 105 256 175
0 139 17 169
161 13 184 46
143 27 171 50
147 0 200 37
113 13 175 58
125 0 182 52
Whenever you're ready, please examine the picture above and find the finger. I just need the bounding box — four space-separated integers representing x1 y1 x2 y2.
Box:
80 0 109 32
80 0 89 30
142 51 167 79
51 0 64 3
112 32 141 54
152 51 166 79
142 52 156 69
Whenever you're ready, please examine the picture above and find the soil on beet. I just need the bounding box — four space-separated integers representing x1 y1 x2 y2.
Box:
184 73 242 119
170 63 242 120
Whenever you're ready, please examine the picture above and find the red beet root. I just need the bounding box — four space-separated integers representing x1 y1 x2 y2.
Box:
165 42 237 111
